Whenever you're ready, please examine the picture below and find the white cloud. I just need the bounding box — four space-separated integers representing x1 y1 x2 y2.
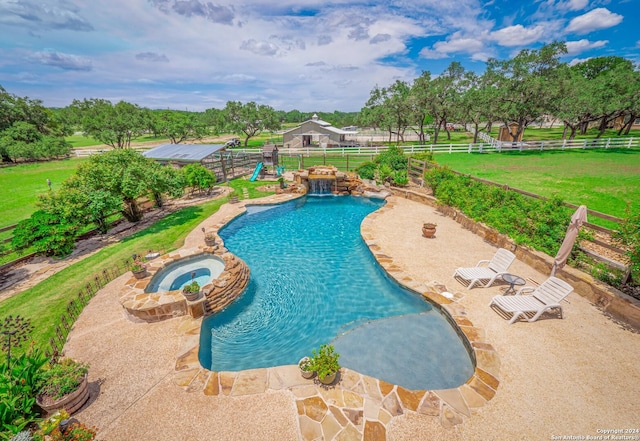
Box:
0 0 94 31
0 0 630 112
568 57 592 66
419 48 449 59
239 39 279 56
566 8 623 34
490 24 545 47
563 0 589 11
565 39 608 55
434 37 485 53
30 51 92 71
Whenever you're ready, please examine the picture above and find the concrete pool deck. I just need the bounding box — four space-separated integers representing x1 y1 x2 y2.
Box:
64 194 640 440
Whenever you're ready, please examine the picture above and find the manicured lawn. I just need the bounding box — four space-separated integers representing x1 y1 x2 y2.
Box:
432 148 640 227
489 126 640 141
0 158 86 228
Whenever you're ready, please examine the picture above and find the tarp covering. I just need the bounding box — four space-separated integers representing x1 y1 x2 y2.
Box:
552 205 587 275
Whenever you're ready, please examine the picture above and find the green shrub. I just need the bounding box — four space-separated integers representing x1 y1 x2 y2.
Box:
309 344 340 380
356 147 409 185
11 210 78 257
614 208 640 284
355 162 376 180
182 281 200 293
424 165 571 257
36 359 89 400
0 347 47 439
392 170 408 186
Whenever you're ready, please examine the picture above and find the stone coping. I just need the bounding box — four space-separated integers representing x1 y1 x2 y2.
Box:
119 247 246 322
165 193 499 439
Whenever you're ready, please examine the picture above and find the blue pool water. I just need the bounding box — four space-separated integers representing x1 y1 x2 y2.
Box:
199 196 474 390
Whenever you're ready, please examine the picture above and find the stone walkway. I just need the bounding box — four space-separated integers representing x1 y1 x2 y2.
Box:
63 194 640 441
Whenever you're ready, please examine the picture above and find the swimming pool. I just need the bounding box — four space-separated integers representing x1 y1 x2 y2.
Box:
199 196 474 390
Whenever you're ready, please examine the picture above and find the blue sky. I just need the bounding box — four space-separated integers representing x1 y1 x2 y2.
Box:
0 0 638 112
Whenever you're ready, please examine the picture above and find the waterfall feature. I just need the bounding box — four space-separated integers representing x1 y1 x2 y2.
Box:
308 178 335 195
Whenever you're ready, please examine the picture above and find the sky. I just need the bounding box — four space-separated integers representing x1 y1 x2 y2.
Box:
0 0 638 112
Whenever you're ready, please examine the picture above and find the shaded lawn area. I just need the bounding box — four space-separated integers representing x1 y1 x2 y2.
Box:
433 148 640 228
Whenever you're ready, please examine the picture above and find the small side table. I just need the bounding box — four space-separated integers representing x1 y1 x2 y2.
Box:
502 273 525 295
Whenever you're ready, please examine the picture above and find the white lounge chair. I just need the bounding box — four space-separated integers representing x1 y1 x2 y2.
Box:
488 276 574 324
453 248 516 289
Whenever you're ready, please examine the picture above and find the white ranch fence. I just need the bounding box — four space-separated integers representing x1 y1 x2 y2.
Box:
75 135 638 158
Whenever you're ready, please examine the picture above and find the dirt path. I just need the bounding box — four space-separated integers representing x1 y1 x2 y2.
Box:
0 189 230 302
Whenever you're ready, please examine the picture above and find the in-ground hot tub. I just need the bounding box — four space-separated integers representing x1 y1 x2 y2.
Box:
145 254 225 293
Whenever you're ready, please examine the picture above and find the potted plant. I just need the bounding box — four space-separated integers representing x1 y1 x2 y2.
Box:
36 358 90 415
131 260 146 279
182 280 201 301
422 222 437 238
298 356 314 379
309 344 340 385
204 233 217 247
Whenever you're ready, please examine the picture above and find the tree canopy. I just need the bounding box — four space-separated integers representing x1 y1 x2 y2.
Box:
221 101 281 146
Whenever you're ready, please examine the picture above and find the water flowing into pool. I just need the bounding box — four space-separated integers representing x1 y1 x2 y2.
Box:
199 196 474 390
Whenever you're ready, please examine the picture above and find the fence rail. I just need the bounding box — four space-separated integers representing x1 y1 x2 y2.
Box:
73 136 638 160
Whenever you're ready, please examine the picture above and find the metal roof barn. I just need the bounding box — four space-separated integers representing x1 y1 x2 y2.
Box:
142 144 226 163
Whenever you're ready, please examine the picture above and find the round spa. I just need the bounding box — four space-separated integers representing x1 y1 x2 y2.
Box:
145 254 225 293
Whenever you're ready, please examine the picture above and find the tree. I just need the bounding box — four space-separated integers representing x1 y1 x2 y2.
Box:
152 110 209 144
417 62 466 144
148 163 184 207
11 210 78 257
0 85 65 162
362 81 412 143
182 164 216 195
459 71 496 143
39 174 122 234
0 121 71 162
76 149 178 222
485 42 567 142
70 99 146 148
222 101 281 147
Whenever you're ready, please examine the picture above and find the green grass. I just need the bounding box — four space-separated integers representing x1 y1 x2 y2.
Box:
432 148 640 227
0 158 86 228
489 126 640 141
66 134 171 148
0 182 275 352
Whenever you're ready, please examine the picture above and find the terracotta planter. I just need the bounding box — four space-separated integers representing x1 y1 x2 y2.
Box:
37 375 89 415
422 226 436 238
